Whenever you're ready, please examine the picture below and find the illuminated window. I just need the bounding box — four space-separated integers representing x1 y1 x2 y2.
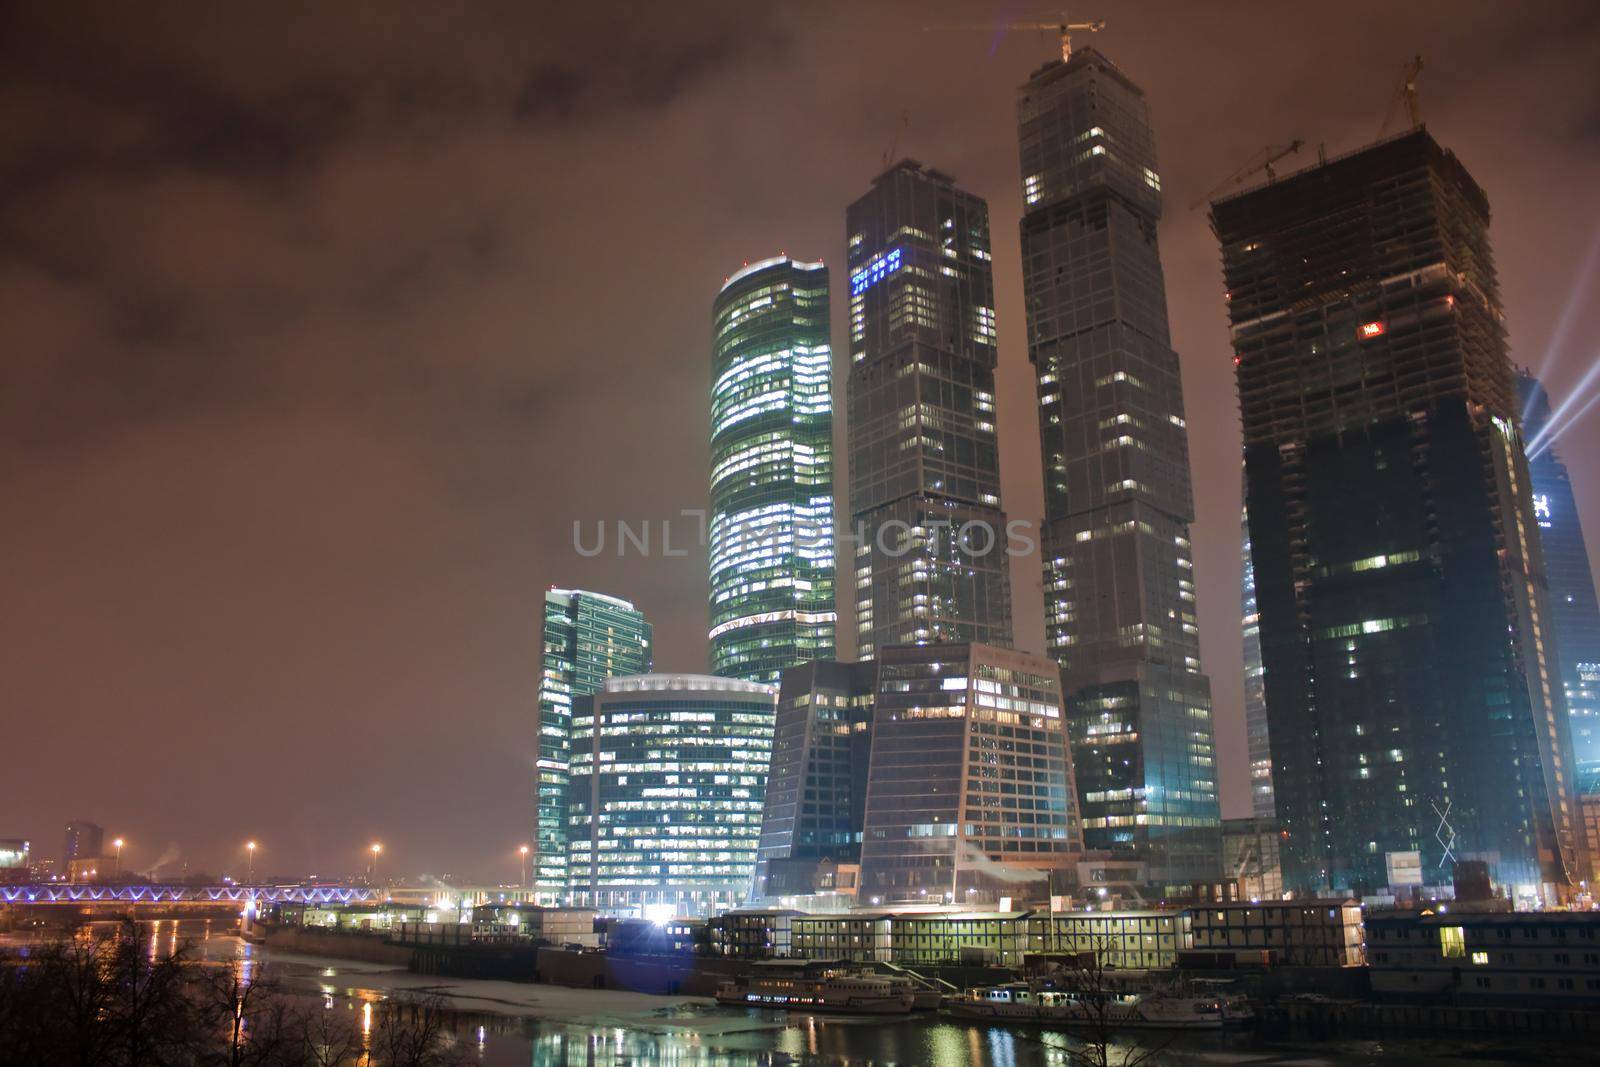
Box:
1440 926 1466 958
1471 951 1489 965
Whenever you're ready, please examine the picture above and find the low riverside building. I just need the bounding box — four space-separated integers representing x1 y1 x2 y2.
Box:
1188 899 1365 966
1367 910 1600 1005
781 907 1190 969
276 901 429 932
708 909 800 959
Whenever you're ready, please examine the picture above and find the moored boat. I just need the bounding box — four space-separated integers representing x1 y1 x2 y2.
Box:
948 980 1254 1030
716 969 917 1015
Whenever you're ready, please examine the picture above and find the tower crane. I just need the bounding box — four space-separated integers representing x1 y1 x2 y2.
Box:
923 12 1106 63
1377 54 1425 139
1188 139 1305 212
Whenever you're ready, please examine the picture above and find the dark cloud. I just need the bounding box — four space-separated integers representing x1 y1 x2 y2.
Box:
3 0 1597 881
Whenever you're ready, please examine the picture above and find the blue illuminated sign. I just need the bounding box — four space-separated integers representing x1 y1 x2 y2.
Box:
850 247 902 296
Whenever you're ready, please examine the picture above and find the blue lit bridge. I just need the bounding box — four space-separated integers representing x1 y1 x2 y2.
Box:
1 884 376 911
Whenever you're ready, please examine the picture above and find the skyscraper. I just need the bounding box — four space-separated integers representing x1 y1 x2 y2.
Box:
1519 371 1600 767
1015 48 1220 882
751 659 877 902
710 257 836 684
566 674 776 916
846 161 1013 658
537 588 652 902
857 643 1082 905
1214 130 1582 897
1242 481 1275 820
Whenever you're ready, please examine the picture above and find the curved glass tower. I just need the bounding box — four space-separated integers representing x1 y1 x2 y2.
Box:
710 256 836 684
566 673 777 916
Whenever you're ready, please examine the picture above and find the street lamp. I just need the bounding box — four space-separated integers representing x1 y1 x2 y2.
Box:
369 843 382 888
246 841 257 883
112 838 124 878
518 845 530 892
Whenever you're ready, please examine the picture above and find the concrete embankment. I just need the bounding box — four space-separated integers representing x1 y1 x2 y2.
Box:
258 925 412 966
534 947 746 995
1267 998 1600 1036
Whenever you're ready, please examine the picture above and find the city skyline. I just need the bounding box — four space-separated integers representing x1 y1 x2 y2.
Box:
5 2 1599 881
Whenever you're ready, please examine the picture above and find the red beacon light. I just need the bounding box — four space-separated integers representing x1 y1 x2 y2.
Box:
1359 320 1386 339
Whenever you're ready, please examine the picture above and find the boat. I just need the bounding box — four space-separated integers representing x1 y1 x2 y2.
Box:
715 969 918 1015
948 980 1255 1030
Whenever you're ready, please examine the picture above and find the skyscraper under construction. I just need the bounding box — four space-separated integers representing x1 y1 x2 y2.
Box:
1015 48 1220 883
1214 130 1583 898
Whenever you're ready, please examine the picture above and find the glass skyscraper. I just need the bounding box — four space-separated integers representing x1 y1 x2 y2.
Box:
845 161 1013 658
1518 371 1600 767
565 674 776 917
1241 479 1275 820
856 643 1082 905
1015 49 1220 883
1214 130 1582 898
537 588 652 902
751 659 877 901
710 257 836 685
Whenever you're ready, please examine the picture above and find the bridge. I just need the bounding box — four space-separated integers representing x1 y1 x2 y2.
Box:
1 884 377 906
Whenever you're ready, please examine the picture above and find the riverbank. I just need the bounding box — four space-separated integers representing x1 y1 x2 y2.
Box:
244 938 717 1026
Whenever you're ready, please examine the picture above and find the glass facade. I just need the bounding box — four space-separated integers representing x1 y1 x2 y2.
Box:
710 257 836 684
537 589 652 902
857 643 1083 905
1214 130 1582 896
751 659 877 900
1015 49 1220 882
1518 371 1600 768
846 161 1013 657
566 674 776 916
1241 473 1275 820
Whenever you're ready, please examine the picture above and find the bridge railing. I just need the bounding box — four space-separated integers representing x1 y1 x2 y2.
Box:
0 885 378 905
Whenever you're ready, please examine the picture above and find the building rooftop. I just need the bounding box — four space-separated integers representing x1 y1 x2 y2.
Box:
603 673 776 696
868 157 958 188
546 587 639 611
720 255 825 294
1367 910 1600 927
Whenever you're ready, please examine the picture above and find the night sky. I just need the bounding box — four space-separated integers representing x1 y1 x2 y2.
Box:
4 2 1598 884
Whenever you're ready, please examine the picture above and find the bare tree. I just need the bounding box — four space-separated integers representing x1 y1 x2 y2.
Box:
104 917 204 1066
1053 937 1174 1067
296 1003 364 1067
369 993 469 1067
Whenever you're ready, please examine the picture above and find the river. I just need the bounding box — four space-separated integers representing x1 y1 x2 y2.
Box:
4 921 1590 1065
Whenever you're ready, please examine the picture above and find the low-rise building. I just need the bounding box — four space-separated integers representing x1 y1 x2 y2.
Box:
1188 899 1365 966
784 906 1189 969
708 909 800 959
1027 910 1191 969
1367 910 1600 1005
0 839 29 884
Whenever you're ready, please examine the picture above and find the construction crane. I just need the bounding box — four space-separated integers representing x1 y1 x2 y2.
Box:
1188 139 1305 212
881 110 911 171
924 12 1106 63
1377 54 1425 139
